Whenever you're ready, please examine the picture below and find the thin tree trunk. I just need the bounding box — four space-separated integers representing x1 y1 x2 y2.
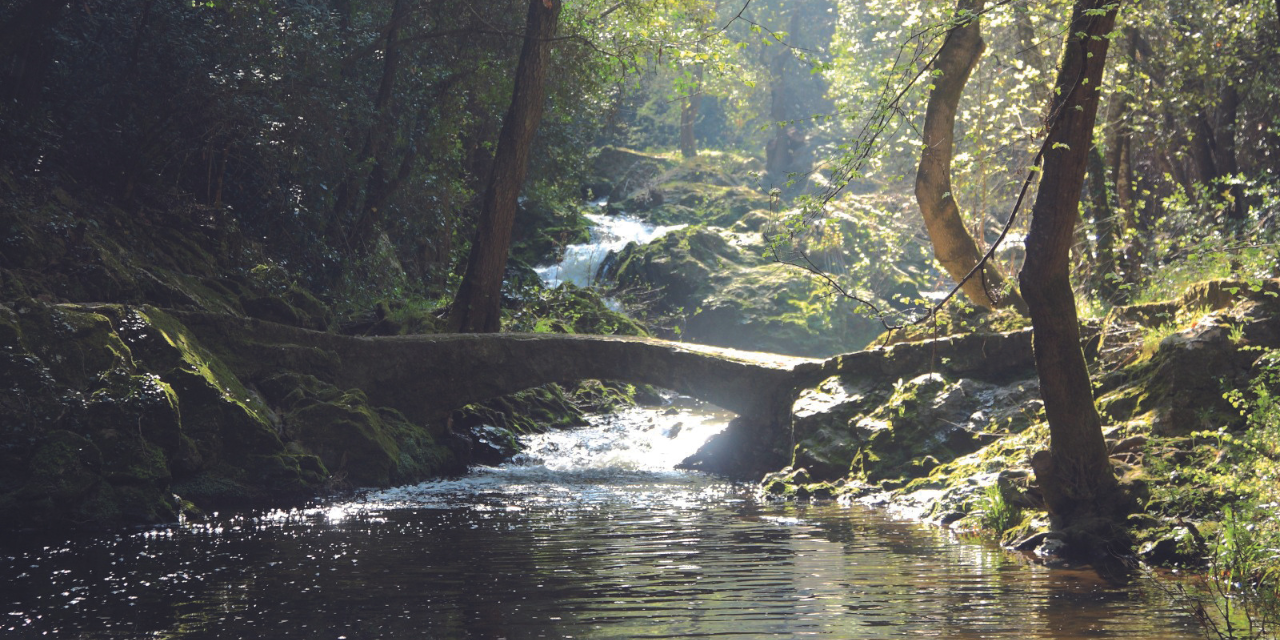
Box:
347 0 413 249
1104 68 1139 300
328 0 411 252
1104 29 1135 223
915 0 1028 314
679 65 703 159
765 52 792 176
1191 110 1219 186
449 0 561 333
1217 83 1244 226
1019 0 1123 546
1087 145 1118 302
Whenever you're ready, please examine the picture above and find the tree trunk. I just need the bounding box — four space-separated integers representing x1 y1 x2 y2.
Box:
1087 145 1118 302
1104 29 1135 224
1217 83 1244 226
915 0 1028 314
1103 33 1139 300
1190 110 1219 186
679 65 703 159
1019 0 1124 548
329 0 412 252
449 0 561 333
765 52 793 176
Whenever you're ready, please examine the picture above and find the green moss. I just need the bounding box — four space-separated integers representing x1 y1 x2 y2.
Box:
18 305 135 391
97 434 171 485
260 372 455 487
876 305 1030 346
456 383 589 436
133 306 278 445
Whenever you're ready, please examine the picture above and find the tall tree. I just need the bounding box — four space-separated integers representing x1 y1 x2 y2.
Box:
679 64 704 158
449 0 562 333
1019 0 1125 549
914 0 1027 313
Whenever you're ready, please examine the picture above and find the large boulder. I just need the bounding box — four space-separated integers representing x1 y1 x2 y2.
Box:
0 301 464 531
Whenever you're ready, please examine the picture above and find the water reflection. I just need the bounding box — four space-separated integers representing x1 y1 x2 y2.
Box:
0 403 1200 639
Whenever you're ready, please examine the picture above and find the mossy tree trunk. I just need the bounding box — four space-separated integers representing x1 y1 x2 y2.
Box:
915 0 1028 314
1019 0 1123 544
449 0 561 333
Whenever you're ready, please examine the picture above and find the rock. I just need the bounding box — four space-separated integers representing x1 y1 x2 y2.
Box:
790 375 887 479
0 302 348 530
1096 311 1257 436
242 295 301 326
607 226 883 357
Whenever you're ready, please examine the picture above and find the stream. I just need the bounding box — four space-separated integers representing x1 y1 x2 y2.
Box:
0 211 1203 639
0 402 1201 639
534 202 685 289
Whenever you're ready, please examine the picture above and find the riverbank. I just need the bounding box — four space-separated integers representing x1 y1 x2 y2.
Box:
5 150 1280 601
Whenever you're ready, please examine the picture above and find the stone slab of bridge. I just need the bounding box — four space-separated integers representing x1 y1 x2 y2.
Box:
175 311 829 429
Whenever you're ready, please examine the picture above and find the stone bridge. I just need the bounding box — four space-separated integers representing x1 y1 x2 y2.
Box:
177 312 1035 476
177 312 832 427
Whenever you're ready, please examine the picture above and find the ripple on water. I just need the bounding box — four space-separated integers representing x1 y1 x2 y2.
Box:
0 402 1202 639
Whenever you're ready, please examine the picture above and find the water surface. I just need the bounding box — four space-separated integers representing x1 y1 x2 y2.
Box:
1 403 1201 639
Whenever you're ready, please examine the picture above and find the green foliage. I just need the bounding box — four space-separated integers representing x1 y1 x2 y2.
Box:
1170 507 1280 640
1121 177 1280 305
976 482 1023 535
1136 306 1210 361
1142 350 1280 530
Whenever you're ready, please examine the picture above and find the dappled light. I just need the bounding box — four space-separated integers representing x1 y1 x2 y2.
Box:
1 0 1278 636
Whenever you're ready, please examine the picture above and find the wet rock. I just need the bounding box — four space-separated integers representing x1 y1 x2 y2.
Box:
468 424 520 466
259 372 457 487
790 375 887 479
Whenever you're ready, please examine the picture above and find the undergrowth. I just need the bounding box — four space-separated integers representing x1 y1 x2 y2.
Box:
1148 348 1280 638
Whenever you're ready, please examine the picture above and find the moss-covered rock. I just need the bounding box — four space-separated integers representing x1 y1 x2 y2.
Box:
606 225 882 357
257 372 457 487
506 284 647 337
0 301 333 530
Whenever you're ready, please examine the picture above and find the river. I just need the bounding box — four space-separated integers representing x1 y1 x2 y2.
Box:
1 402 1201 639
0 210 1204 639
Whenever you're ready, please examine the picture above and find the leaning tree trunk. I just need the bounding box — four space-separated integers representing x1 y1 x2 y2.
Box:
915 0 1028 313
1019 0 1124 546
449 0 561 333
